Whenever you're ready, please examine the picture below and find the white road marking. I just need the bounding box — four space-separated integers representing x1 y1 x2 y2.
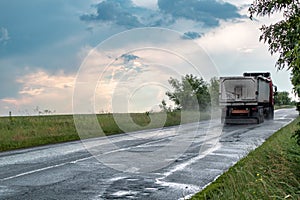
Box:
1 155 95 181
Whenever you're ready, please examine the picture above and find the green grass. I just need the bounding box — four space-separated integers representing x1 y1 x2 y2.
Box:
274 105 296 110
0 115 78 151
0 111 210 152
191 116 300 200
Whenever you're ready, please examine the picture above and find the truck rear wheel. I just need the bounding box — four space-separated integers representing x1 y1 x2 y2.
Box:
270 106 274 120
257 107 264 124
260 112 264 123
221 108 226 123
265 106 274 120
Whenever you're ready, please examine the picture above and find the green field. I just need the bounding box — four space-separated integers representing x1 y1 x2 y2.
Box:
191 116 300 200
0 111 210 152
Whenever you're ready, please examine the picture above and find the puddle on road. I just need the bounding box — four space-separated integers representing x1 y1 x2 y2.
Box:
103 175 165 199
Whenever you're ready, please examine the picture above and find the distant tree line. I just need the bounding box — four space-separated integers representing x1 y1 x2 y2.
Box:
34 106 56 115
274 91 295 106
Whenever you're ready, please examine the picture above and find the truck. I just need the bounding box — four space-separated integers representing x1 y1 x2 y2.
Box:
219 72 277 124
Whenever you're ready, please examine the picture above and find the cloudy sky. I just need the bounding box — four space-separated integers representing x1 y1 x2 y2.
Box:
0 0 295 116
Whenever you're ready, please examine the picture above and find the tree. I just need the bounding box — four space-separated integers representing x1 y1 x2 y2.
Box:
208 77 220 108
274 91 292 106
249 0 300 111
164 74 210 111
159 99 172 112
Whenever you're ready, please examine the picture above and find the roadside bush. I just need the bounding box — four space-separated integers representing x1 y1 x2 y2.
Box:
296 102 300 114
292 122 300 146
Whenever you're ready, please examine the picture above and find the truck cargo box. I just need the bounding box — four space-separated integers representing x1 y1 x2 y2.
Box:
219 72 275 124
219 76 270 106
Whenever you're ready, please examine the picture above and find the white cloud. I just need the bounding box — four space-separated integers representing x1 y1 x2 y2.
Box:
132 0 158 10
196 18 293 93
16 70 74 90
19 88 45 96
74 29 219 114
0 70 75 115
225 0 251 7
198 20 261 54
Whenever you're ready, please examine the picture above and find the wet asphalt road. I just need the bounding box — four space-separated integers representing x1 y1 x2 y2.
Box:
0 108 298 200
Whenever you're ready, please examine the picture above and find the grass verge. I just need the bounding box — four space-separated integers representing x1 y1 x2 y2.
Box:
0 111 210 152
191 116 300 200
274 105 296 110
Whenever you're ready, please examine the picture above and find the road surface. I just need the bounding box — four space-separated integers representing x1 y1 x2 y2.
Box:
0 108 298 200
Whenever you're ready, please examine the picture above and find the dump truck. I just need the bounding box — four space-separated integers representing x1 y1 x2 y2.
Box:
219 72 277 124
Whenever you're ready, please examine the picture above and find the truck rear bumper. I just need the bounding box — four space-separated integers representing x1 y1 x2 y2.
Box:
220 102 258 106
224 117 258 124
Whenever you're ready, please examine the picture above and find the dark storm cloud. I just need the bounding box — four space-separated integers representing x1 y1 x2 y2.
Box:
121 53 139 62
80 0 144 28
0 0 95 99
81 0 242 28
158 0 241 27
182 31 203 40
